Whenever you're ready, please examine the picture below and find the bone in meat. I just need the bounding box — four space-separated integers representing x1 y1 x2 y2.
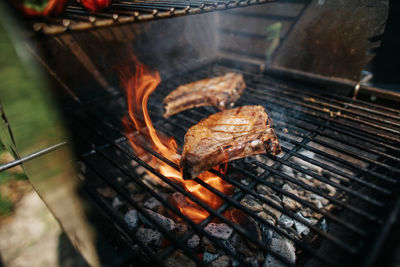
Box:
163 73 246 118
180 105 281 179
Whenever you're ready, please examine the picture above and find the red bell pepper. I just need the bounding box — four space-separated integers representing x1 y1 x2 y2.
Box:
80 0 112 12
13 0 67 17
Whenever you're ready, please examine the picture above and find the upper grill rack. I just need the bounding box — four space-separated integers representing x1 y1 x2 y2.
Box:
68 60 400 266
31 0 276 35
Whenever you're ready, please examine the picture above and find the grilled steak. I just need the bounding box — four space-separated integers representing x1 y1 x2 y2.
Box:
180 105 281 179
163 72 246 118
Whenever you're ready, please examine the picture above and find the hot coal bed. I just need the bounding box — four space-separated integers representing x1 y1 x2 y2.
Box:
67 59 400 267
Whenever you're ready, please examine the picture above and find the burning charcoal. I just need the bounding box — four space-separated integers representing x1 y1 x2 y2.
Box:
245 218 262 249
203 237 217 253
318 183 336 197
225 208 262 248
267 175 284 187
222 239 236 254
293 151 322 174
298 176 315 187
143 197 162 210
241 177 251 186
320 218 328 232
258 211 276 225
126 182 140 193
294 214 310 236
281 165 296 177
257 252 265 263
256 184 275 196
175 222 189 237
307 193 329 206
131 192 146 203
168 192 205 221
231 232 252 257
264 254 284 267
141 208 176 231
135 227 162 247
211 255 231 267
278 214 294 228
203 252 219 263
262 203 282 220
260 225 274 244
112 197 124 209
205 223 233 240
187 234 200 248
281 184 302 211
311 199 323 209
240 194 263 212
266 238 296 265
124 209 138 230
244 257 260 267
299 207 322 221
97 187 116 198
165 250 196 267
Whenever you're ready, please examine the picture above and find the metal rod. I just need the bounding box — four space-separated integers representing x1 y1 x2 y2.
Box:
0 142 67 172
94 105 369 236
34 0 277 35
363 197 400 267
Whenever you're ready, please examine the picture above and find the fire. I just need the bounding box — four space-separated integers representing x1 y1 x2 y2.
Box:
120 56 232 223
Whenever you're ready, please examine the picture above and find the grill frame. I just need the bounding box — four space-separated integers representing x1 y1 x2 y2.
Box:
1 1 398 265
62 58 400 267
29 0 279 35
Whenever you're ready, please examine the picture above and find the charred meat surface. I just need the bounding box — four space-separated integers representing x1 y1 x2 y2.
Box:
163 73 246 118
180 105 281 179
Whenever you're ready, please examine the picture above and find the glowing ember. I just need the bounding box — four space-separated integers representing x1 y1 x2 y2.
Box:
120 56 232 223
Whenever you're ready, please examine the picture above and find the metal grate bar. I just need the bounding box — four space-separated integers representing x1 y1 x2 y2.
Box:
126 129 354 262
78 147 208 266
197 66 400 150
264 153 384 207
232 164 367 236
80 109 346 265
238 92 400 183
245 85 399 156
244 86 400 143
167 105 391 205
278 134 397 184
72 115 296 266
95 106 370 237
74 128 249 266
252 78 400 122
251 158 381 223
274 119 400 166
170 108 384 220
94 106 370 255
79 171 161 265
31 0 277 35
87 106 339 264
145 75 394 218
275 142 391 195
184 101 395 201
66 61 400 266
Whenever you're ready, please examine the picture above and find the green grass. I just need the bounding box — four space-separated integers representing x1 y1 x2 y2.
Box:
0 145 28 217
0 194 13 216
0 171 28 184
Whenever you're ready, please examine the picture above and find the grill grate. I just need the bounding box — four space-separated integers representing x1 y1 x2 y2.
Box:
69 60 400 266
30 0 277 35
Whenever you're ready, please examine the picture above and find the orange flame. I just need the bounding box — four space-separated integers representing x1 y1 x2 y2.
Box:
120 56 232 223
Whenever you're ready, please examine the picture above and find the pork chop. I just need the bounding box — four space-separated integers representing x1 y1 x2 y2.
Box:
163 73 246 118
180 105 281 179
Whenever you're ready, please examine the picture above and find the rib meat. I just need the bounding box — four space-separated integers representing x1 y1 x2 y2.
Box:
163 72 246 118
180 105 281 179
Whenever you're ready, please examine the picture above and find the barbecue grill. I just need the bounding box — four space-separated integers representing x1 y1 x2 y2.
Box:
1 0 399 266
